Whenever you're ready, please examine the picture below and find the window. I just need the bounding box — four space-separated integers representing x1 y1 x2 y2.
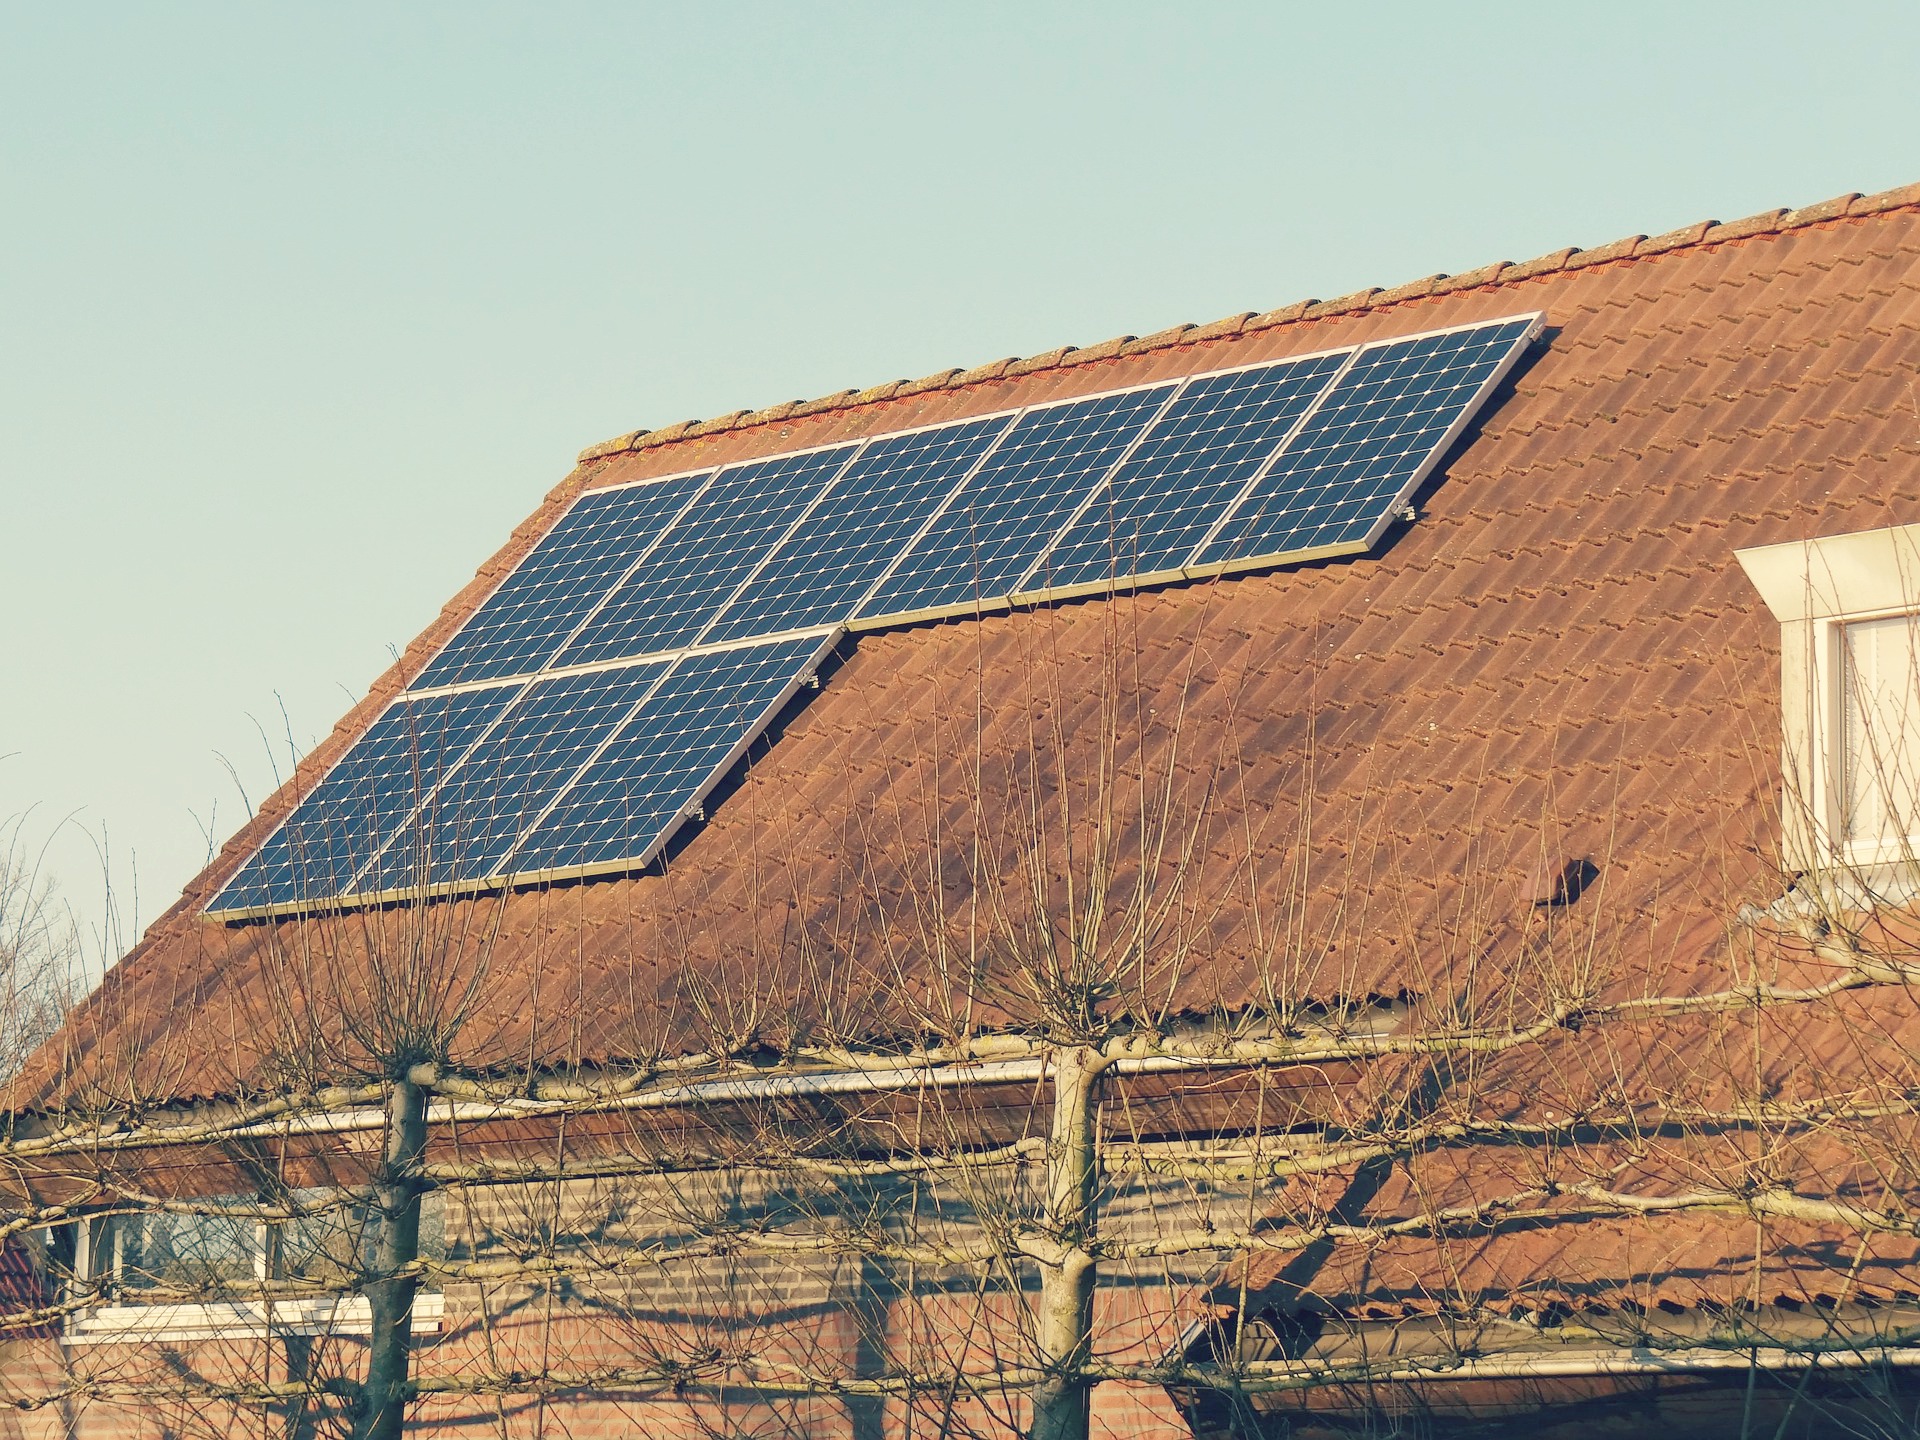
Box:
101 1204 263 1298
278 1187 447 1289
1837 613 1920 857
1737 523 1920 872
62 1191 447 1344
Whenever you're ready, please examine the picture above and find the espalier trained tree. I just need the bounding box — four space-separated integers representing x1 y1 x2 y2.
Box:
6 604 1920 1440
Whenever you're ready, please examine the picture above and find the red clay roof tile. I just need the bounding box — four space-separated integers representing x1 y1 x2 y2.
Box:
20 182 1920 1320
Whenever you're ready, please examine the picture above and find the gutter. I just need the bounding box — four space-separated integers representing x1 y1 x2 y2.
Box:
1156 1345 1920 1404
35 1050 1247 1155
1167 1311 1920 1399
1233 1345 1920 1383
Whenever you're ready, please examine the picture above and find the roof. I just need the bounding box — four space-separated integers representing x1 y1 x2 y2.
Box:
15 180 1920 1315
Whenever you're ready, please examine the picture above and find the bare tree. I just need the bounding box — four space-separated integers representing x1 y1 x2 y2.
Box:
0 814 77 1086
7 601 1920 1440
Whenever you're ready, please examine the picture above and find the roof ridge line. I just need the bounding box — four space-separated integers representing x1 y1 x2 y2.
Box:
574 180 1920 467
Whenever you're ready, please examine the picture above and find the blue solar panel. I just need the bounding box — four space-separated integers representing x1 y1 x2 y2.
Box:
412 474 709 690
854 384 1177 620
1026 352 1348 594
507 634 830 877
366 662 670 891
210 314 1540 918
208 685 519 911
1195 317 1536 568
553 446 858 669
703 415 1012 644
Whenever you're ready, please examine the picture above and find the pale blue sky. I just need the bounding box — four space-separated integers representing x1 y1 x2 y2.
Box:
5 2 1918 961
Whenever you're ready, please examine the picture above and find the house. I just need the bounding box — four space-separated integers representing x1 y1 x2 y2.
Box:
6 180 1920 1439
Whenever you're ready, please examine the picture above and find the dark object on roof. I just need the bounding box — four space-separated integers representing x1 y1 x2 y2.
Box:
1533 856 1601 908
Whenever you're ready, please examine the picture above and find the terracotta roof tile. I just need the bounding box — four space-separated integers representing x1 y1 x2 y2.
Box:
21 185 1920 1318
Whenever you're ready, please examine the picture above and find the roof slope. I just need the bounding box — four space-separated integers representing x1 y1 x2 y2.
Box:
19 183 1920 1126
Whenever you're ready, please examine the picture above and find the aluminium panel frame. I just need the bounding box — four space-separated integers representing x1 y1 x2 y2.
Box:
1181 308 1546 581
852 310 1546 626
410 469 715 692
201 676 531 917
206 629 842 920
206 311 1543 920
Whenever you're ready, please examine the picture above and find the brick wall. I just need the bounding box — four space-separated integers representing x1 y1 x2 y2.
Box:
13 1161 1235 1438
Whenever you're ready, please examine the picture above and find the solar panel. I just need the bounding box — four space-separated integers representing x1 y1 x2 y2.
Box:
364 661 671 892
1024 352 1348 596
506 633 833 878
854 383 1178 622
554 445 859 669
206 313 1541 919
702 414 1013 645
1193 316 1537 570
207 685 520 912
412 473 709 690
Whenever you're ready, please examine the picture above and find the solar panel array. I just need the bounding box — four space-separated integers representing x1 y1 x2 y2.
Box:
209 312 1541 916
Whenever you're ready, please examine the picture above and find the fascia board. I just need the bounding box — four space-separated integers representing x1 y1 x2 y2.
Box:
1736 523 1920 621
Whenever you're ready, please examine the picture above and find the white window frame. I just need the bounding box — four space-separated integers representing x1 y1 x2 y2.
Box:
61 1209 444 1346
1737 523 1920 874
66 1293 446 1345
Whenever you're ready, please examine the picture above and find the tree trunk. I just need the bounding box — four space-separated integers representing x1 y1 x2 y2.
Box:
1030 1044 1102 1440
356 1072 427 1440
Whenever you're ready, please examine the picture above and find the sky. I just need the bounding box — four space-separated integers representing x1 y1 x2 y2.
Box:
4 1 1919 972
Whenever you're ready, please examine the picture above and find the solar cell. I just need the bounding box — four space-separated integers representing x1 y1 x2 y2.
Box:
365 661 671 892
412 473 709 690
209 313 1541 920
1024 352 1348 595
553 446 858 669
506 634 831 877
854 384 1177 622
703 414 1012 644
1194 316 1537 569
207 685 519 913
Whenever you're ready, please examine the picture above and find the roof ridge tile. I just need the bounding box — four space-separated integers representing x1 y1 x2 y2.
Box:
1700 209 1790 245
1850 182 1920 215
851 381 908 406
1559 234 1646 271
791 387 862 419
1369 273 1447 306
1502 247 1581 282
1635 220 1717 257
1245 298 1317 331
955 355 1019 385
574 180 1920 465
900 367 964 397
1188 311 1256 341
1062 333 1136 365
1429 261 1512 295
1302 287 1384 320
1005 345 1074 377
1120 323 1196 357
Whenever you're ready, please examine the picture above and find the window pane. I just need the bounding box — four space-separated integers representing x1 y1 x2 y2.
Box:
280 1192 376 1287
1841 614 1920 848
100 1191 449 1298
281 1189 447 1291
110 1208 259 1293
